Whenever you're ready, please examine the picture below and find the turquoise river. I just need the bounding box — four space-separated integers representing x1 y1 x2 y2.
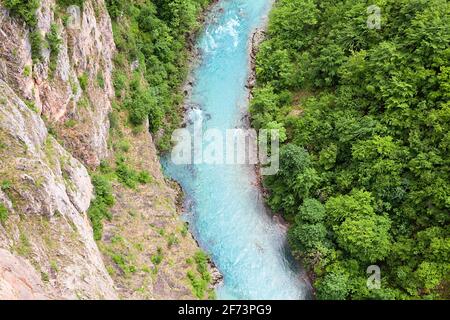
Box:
162 0 310 299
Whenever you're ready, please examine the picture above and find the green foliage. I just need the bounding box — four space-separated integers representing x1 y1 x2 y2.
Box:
56 0 84 8
187 270 207 299
187 250 212 299
316 271 349 300
194 251 210 278
97 71 105 89
16 231 32 256
151 247 163 265
47 24 62 56
41 272 49 282
108 111 119 131
115 157 139 189
113 70 127 97
88 174 115 241
29 30 43 62
180 223 189 237
298 198 325 223
106 0 212 150
23 65 31 77
288 222 327 252
3 0 40 28
253 0 450 299
0 180 12 191
0 204 9 225
116 139 130 153
166 232 179 248
64 118 77 128
264 144 320 217
137 171 153 184
115 156 152 189
111 252 136 275
104 0 126 19
25 100 38 112
335 214 391 263
50 260 58 273
126 89 159 129
78 73 88 91
77 96 89 109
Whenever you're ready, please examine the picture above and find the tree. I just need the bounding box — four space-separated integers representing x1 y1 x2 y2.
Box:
264 144 319 216
325 190 375 224
249 85 281 129
335 215 391 263
298 198 325 223
268 0 319 51
316 271 349 300
288 223 327 252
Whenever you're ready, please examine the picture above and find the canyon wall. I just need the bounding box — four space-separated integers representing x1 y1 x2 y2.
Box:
0 0 208 299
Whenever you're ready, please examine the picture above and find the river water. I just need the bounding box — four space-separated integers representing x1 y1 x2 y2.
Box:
161 0 309 299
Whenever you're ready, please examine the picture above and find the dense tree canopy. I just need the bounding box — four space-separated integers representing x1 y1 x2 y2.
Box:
105 0 211 150
252 0 450 299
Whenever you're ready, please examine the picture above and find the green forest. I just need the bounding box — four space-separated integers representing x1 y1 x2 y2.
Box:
251 0 450 299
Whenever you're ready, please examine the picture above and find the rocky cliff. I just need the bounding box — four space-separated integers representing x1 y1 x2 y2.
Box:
0 0 115 166
0 77 117 299
0 0 210 299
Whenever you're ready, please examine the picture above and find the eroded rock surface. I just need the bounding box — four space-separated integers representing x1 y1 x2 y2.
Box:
0 0 208 300
0 0 115 166
0 249 49 300
0 79 116 299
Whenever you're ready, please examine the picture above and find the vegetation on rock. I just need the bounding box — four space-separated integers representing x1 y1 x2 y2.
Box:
105 0 212 150
3 0 42 61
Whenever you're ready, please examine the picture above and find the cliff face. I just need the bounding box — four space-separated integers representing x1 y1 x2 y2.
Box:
0 0 114 167
0 0 211 300
0 78 116 299
0 0 117 299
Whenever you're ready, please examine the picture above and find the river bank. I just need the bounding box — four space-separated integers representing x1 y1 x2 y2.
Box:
244 8 316 296
245 19 294 232
245 10 318 298
161 0 309 299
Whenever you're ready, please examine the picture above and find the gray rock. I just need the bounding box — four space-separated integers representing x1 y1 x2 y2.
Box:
0 79 117 299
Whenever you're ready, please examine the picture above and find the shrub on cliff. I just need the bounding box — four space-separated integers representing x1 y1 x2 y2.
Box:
3 0 40 28
88 174 115 241
4 0 42 61
47 24 62 73
56 0 84 8
0 204 9 225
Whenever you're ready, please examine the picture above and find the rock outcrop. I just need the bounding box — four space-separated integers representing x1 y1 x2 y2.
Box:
0 248 49 300
0 79 116 299
0 0 210 300
0 0 118 299
0 0 115 167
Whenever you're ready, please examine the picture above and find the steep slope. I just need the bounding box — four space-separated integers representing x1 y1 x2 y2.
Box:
0 0 115 166
0 0 214 299
0 78 116 299
97 116 218 299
